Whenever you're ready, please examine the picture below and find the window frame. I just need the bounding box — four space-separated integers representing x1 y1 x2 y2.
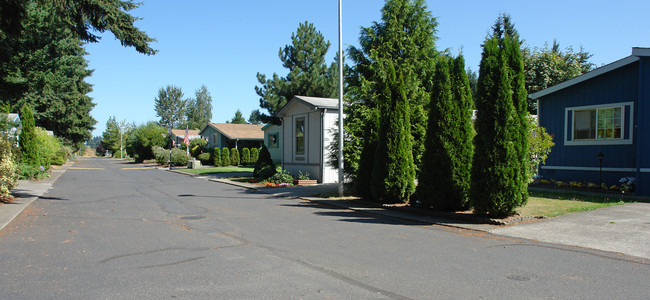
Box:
295 117 305 155
564 102 633 146
267 132 278 148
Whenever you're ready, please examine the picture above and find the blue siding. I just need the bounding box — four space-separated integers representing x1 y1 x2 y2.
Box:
538 60 645 191
636 57 650 196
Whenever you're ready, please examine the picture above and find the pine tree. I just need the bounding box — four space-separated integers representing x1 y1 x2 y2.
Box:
230 110 247 124
230 148 240 166
471 14 528 217
369 60 416 203
417 55 474 211
221 147 231 166
213 147 221 167
19 105 38 166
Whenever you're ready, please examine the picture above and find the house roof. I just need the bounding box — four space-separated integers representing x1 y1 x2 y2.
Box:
530 47 650 99
199 123 264 140
277 95 340 116
170 129 201 138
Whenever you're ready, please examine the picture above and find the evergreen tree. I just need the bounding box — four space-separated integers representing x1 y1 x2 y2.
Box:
254 144 276 179
417 55 474 211
344 0 438 178
128 122 166 162
221 147 231 166
230 148 240 166
155 85 187 129
250 147 260 164
100 116 120 155
369 60 416 203
213 147 221 167
19 105 38 166
229 110 248 124
255 21 338 119
471 14 529 217
248 110 263 125
241 148 251 165
185 85 212 130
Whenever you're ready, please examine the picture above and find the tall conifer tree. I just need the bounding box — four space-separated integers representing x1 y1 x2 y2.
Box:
471 14 528 217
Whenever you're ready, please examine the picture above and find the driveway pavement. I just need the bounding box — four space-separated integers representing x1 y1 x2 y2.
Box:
3 161 649 261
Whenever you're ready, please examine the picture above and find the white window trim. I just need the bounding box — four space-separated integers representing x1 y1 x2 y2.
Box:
564 102 633 146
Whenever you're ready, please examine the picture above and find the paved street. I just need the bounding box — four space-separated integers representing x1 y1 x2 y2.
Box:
1 157 648 299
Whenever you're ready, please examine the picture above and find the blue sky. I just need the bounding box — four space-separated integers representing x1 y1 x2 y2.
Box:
85 0 650 137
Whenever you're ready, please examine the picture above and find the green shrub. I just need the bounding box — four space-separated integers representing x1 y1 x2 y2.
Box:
251 147 260 164
266 170 293 184
254 144 276 179
0 138 18 197
190 138 207 157
19 105 38 166
152 146 167 165
221 147 231 166
241 148 250 165
213 147 221 166
18 163 47 180
230 148 240 166
170 148 188 166
197 152 211 164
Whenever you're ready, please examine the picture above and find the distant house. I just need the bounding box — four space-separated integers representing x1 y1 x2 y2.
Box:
529 47 650 196
1 113 21 144
199 123 264 150
262 123 282 164
274 95 341 183
170 129 202 147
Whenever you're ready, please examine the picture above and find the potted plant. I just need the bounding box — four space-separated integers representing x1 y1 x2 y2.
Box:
293 171 317 186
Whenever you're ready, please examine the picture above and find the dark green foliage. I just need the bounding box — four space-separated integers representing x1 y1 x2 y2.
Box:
266 170 294 184
189 138 207 157
254 144 277 179
19 105 38 166
250 147 260 164
95 144 106 156
154 85 187 129
255 21 338 119
197 152 211 164
471 14 529 217
353 108 380 199
369 61 416 203
230 148 240 166
417 55 474 211
128 122 167 162
101 116 120 155
343 0 439 180
248 110 263 125
170 148 188 166
241 148 251 165
185 85 212 130
213 147 221 166
221 147 231 166
229 110 247 124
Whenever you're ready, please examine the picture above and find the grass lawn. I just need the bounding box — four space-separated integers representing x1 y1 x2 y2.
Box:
517 190 629 217
183 166 254 175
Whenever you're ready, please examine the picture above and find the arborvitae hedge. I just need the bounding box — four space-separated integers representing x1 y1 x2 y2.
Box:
213 147 221 166
221 147 231 166
369 60 416 203
230 148 240 166
19 105 38 166
471 14 528 217
254 144 276 179
250 147 260 164
241 148 250 165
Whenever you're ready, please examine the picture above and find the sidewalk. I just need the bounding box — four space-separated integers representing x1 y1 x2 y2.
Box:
0 164 69 232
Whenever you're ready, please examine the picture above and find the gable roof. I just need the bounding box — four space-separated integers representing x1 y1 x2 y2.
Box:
277 95 339 116
170 129 201 138
199 123 264 140
530 47 650 99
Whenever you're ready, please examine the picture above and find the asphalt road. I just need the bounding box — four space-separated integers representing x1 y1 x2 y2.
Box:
1 157 648 299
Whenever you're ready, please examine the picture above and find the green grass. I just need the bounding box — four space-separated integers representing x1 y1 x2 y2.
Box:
183 166 254 175
517 190 629 217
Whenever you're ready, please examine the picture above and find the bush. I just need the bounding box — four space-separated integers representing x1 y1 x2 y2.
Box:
197 152 211 164
0 138 18 197
129 122 167 163
152 146 167 165
17 163 47 180
230 148 240 166
189 138 207 157
213 147 221 166
221 147 231 166
241 148 250 165
265 170 294 184
95 144 106 156
170 148 189 166
250 147 260 164
254 144 276 179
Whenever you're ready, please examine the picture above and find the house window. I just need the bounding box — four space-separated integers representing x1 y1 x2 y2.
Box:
573 107 621 140
268 133 278 148
295 118 305 154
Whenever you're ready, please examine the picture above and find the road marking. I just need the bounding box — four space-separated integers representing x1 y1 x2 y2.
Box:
121 167 155 170
70 167 104 170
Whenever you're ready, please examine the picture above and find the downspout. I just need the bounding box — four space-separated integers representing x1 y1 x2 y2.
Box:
321 109 326 183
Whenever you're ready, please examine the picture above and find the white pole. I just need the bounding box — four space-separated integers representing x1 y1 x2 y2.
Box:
337 0 344 197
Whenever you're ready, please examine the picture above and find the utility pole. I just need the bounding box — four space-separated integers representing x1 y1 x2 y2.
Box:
337 0 345 197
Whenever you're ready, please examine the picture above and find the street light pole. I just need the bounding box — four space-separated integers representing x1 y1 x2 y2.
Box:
337 0 344 197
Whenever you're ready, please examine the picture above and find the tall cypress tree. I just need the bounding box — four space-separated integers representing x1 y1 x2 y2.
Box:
471 14 528 217
369 60 416 203
417 55 474 211
19 105 37 166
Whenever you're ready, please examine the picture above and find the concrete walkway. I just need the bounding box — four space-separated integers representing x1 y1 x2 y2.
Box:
3 163 648 261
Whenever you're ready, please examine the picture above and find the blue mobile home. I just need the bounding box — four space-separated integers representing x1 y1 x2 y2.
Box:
530 47 650 196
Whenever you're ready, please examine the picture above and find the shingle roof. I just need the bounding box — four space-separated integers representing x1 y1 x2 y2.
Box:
202 123 264 140
276 95 340 116
171 129 201 137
